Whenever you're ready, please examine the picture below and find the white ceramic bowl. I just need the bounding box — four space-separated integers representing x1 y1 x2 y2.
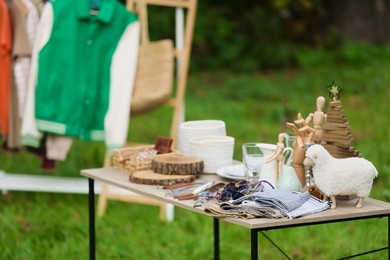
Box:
189 135 235 173
178 120 226 155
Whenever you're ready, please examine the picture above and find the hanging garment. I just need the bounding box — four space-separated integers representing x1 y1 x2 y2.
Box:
8 0 31 57
31 0 45 16
5 73 21 150
4 0 36 150
46 135 73 161
0 0 12 135
13 0 39 118
22 0 39 45
21 0 140 153
25 134 56 170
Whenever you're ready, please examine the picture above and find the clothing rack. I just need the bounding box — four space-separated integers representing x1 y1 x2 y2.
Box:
0 0 197 222
97 0 197 219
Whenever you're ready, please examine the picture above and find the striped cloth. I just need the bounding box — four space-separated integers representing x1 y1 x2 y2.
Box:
231 189 310 214
285 195 330 219
204 189 330 219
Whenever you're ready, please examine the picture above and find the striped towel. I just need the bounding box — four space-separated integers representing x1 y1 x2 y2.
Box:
231 189 310 214
285 195 330 219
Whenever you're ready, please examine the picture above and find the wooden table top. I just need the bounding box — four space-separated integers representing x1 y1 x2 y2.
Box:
81 167 390 229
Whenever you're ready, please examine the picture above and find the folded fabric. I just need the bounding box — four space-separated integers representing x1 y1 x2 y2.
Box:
223 164 245 177
231 189 310 214
285 195 330 219
203 189 329 219
204 200 257 219
221 200 284 219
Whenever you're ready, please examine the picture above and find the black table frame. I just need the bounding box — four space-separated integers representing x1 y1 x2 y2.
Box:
87 178 389 260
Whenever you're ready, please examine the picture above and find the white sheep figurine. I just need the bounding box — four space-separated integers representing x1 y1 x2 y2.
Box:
303 144 378 209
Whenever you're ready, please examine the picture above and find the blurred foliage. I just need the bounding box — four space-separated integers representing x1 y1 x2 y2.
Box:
147 0 355 72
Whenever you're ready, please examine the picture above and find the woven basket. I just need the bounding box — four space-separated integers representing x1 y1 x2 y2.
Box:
113 145 157 174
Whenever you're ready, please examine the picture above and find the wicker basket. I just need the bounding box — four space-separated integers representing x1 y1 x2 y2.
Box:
112 145 157 174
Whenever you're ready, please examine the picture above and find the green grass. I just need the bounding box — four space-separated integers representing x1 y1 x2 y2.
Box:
1 46 390 259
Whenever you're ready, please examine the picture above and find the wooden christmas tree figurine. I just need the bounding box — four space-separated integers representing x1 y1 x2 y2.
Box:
322 82 361 158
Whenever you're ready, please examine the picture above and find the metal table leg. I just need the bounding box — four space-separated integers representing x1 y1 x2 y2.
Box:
214 218 219 260
251 229 258 260
88 178 96 260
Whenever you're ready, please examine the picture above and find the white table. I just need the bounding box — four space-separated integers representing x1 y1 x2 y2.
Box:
81 167 390 260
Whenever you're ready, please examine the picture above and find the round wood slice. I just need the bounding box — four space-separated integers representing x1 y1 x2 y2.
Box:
151 153 203 175
129 170 196 186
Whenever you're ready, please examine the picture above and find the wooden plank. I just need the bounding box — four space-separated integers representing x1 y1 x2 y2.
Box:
322 136 353 144
323 142 354 150
322 133 352 140
323 129 351 135
324 121 349 128
326 112 345 119
145 0 191 8
323 124 349 131
329 101 342 107
328 103 343 111
323 139 352 146
322 144 360 156
325 117 347 123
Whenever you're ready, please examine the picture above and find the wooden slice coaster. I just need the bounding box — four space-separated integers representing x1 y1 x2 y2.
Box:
129 170 196 185
152 153 203 175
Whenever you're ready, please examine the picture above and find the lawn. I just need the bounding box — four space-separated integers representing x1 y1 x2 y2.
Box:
1 44 390 259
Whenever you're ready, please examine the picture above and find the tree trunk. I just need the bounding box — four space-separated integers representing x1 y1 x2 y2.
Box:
325 0 390 44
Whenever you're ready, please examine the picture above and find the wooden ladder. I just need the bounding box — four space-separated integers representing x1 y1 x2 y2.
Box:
97 0 198 220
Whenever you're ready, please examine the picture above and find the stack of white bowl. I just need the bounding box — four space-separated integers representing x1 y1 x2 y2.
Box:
190 135 235 174
178 120 226 156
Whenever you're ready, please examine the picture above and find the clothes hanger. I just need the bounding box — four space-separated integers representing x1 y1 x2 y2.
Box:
89 0 101 15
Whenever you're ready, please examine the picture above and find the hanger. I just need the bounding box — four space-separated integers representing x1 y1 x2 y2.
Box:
89 0 101 15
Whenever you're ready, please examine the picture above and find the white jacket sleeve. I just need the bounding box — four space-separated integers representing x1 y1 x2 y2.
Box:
104 21 140 152
21 3 53 147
